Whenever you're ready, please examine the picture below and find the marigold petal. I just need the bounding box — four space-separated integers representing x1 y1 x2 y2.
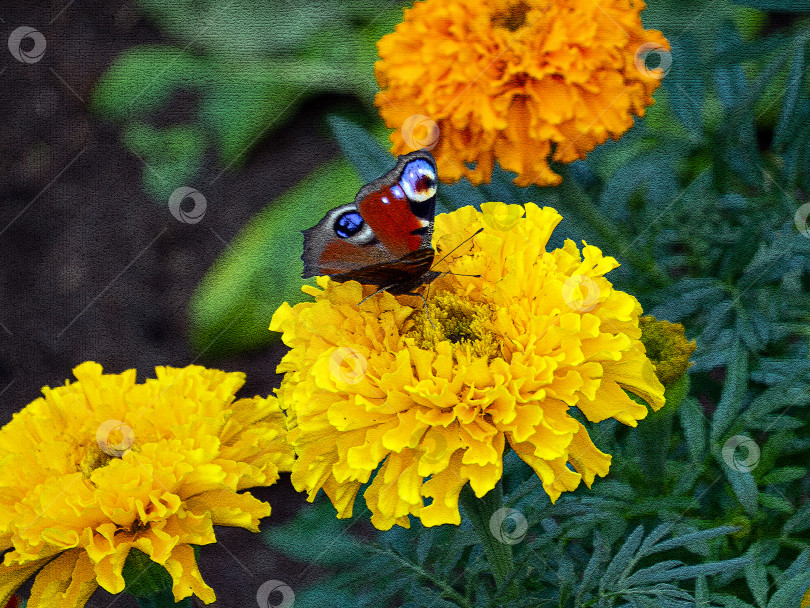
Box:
164 545 216 604
28 550 97 608
0 558 51 606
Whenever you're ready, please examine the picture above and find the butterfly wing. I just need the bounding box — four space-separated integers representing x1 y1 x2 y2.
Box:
301 202 395 277
354 150 437 257
328 247 438 294
301 151 439 287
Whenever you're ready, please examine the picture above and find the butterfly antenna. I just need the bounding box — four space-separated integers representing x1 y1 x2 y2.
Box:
405 291 436 330
431 227 484 270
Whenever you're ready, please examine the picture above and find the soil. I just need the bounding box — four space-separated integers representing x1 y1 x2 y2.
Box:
0 1 344 605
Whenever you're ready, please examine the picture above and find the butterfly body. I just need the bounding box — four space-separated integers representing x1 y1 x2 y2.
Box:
302 151 440 295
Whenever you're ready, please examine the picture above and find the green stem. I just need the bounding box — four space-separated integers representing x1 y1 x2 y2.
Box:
458 482 519 600
555 165 669 287
373 545 474 608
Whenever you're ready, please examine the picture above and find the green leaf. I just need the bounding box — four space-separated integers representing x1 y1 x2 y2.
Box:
121 547 192 606
262 500 367 567
601 525 645 589
761 466 807 485
291 585 358 608
574 532 607 604
136 0 347 56
710 338 749 441
679 397 708 463
122 122 207 201
783 502 810 535
773 38 806 149
200 71 304 166
723 466 760 516
328 114 394 183
91 46 209 120
758 492 795 513
744 557 769 607
695 575 709 607
188 159 362 355
766 568 810 608
642 526 740 556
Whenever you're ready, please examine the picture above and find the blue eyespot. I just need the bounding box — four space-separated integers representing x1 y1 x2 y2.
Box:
400 159 437 203
334 211 364 238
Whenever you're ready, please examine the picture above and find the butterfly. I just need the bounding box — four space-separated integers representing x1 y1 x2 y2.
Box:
302 150 442 297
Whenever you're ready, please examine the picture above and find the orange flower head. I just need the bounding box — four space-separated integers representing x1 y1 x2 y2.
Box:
375 0 670 186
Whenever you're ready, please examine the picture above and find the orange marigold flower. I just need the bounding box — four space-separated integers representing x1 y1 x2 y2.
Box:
375 0 670 187
270 203 665 530
0 363 294 607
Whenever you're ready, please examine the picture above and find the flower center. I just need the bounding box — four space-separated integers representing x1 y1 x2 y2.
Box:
491 1 531 31
79 445 115 478
409 293 499 359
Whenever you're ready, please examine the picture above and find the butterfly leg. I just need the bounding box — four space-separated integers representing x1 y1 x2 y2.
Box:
404 291 436 330
358 286 389 307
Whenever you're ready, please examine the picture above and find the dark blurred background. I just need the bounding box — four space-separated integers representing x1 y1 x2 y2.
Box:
0 1 348 605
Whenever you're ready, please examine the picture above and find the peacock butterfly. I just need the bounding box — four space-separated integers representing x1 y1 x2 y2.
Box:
302 150 441 296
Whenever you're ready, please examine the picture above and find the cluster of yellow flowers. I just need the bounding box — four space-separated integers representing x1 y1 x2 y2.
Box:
0 203 669 607
0 0 676 605
0 363 293 606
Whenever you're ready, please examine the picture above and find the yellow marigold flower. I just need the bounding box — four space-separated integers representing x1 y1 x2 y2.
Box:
0 362 294 607
270 202 664 530
375 0 669 187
